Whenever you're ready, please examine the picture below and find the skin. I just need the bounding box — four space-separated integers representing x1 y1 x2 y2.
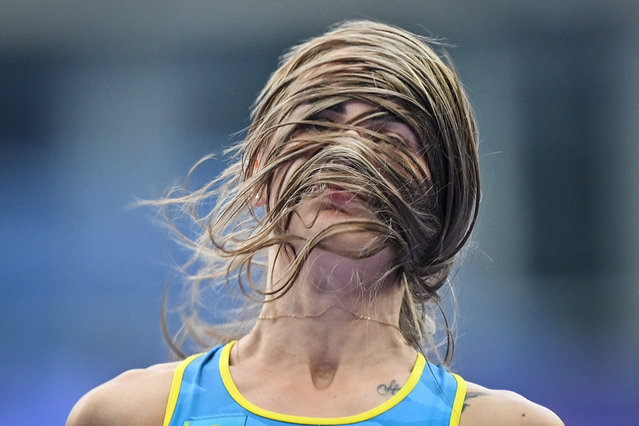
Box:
67 101 564 426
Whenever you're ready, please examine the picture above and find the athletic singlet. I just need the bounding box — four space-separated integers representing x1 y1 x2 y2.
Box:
163 341 466 426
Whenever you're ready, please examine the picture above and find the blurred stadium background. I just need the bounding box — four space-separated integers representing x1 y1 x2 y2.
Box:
1 1 638 424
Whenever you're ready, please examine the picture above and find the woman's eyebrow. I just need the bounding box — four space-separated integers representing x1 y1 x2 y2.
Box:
364 112 406 127
379 111 404 123
305 103 344 120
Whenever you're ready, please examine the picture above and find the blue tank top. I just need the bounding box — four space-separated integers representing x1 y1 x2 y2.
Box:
163 342 466 426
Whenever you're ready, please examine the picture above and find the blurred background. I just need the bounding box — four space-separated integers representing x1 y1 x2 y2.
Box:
1 1 638 424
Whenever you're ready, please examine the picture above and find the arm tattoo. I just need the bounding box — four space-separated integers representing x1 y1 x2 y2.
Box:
462 391 489 412
377 379 401 396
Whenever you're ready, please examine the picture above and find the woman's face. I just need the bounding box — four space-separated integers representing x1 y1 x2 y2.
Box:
260 99 425 292
269 99 424 253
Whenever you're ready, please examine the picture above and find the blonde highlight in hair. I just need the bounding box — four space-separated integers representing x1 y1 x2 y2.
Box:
152 20 479 365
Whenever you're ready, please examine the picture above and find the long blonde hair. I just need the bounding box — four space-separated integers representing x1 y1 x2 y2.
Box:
153 20 480 365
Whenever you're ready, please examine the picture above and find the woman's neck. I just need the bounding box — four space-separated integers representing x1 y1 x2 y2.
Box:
236 315 414 391
236 277 413 378
228 303 417 417
233 244 415 382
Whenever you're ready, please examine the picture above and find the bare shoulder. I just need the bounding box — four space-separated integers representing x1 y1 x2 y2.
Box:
66 361 180 426
459 381 564 426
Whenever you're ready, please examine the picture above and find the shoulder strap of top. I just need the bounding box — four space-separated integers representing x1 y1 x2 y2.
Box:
162 353 202 426
448 373 467 426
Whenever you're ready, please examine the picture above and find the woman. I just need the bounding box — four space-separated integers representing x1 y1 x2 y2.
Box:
68 21 564 425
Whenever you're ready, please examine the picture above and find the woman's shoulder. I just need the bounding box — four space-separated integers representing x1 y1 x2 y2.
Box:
66 360 181 426
459 381 564 426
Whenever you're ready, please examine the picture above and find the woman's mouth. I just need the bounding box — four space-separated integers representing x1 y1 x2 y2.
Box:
327 187 354 203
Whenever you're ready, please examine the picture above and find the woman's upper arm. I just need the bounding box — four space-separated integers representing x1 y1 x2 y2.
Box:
459 382 564 426
67 364 177 426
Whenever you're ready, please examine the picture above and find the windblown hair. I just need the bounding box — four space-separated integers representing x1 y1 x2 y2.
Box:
154 20 480 364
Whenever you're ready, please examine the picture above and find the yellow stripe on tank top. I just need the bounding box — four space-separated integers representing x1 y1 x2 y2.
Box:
219 341 427 425
448 373 467 426
163 353 203 426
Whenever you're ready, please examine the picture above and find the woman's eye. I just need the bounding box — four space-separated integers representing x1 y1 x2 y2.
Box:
384 132 405 144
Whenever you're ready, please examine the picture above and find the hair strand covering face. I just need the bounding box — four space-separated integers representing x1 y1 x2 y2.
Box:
149 20 480 365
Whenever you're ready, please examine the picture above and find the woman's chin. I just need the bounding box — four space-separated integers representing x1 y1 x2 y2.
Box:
300 243 396 294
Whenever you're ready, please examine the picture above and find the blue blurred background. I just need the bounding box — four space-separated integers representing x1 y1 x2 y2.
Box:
1 1 638 424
